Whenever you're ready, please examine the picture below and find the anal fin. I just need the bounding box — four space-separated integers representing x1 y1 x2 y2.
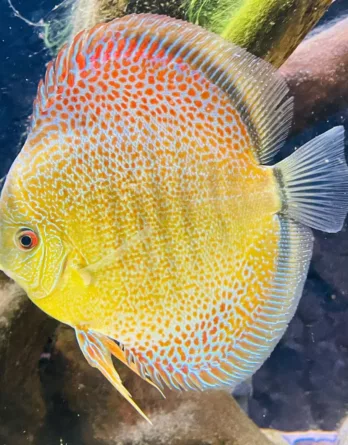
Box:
75 328 152 424
102 336 166 397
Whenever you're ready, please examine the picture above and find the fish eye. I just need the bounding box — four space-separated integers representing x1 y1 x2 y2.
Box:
16 229 39 251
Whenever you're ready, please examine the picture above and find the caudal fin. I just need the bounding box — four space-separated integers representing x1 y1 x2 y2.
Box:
274 126 348 233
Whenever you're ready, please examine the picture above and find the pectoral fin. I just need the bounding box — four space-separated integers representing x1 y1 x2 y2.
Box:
77 228 151 283
75 328 152 424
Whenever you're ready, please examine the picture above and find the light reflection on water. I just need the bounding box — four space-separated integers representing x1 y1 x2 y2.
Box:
281 431 337 444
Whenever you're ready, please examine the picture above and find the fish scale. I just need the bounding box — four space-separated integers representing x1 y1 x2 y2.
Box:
0 14 347 422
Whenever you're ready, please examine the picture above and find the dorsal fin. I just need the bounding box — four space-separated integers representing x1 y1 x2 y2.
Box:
32 14 293 165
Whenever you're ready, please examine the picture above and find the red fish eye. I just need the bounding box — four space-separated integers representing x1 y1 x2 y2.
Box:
16 229 39 251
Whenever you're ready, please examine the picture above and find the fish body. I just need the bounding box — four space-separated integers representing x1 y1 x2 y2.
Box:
1 14 348 421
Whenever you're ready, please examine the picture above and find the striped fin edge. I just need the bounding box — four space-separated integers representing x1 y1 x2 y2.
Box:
32 13 292 164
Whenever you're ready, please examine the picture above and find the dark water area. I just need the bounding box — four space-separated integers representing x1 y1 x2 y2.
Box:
2 0 348 443
319 0 348 22
0 0 57 176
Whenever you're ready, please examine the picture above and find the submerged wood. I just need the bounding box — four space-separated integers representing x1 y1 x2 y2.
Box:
280 17 348 133
66 0 185 46
0 276 59 445
69 0 128 43
54 0 331 68
186 0 333 67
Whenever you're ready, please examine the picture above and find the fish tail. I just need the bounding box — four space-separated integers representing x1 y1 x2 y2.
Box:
274 126 348 233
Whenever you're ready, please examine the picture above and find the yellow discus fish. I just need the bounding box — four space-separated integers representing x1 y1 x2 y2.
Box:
0 14 347 423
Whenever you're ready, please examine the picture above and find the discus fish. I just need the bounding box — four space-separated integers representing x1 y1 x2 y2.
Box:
1 14 348 423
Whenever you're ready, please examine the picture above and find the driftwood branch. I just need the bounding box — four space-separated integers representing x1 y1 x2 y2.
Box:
212 0 333 67
0 278 59 444
51 0 332 70
280 17 348 133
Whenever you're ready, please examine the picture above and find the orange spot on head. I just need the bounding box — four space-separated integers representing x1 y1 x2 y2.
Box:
80 70 90 79
76 53 86 70
202 331 208 344
115 38 126 57
93 44 103 61
182 365 188 374
233 142 241 151
103 40 114 61
168 347 175 358
146 350 154 360
67 73 75 87
147 41 159 58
